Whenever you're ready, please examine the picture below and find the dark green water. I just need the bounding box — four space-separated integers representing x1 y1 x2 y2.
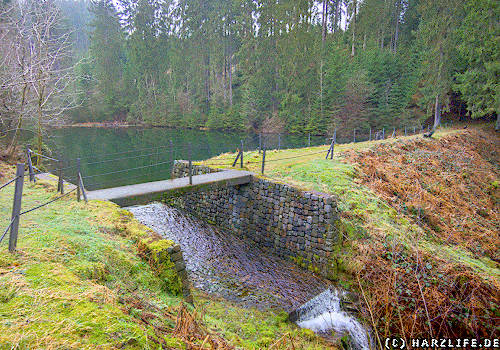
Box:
43 127 326 190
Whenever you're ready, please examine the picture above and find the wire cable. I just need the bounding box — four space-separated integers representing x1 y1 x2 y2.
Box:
82 159 173 179
20 188 77 216
0 176 19 191
0 218 15 243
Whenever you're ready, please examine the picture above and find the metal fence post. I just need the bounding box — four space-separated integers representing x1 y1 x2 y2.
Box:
278 134 281 150
392 127 396 138
76 158 81 202
382 128 385 139
9 163 24 253
369 128 372 141
188 143 192 185
353 129 356 143
261 145 266 175
308 133 311 147
240 140 244 168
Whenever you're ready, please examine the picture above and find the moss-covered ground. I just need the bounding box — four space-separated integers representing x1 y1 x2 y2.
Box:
200 124 499 341
0 164 332 349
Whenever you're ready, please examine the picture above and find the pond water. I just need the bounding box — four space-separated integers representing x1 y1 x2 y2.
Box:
42 127 327 190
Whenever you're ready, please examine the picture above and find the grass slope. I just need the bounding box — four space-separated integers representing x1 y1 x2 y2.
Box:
0 163 331 349
201 125 499 340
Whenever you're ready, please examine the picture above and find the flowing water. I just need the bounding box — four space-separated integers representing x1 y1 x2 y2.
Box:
128 203 371 349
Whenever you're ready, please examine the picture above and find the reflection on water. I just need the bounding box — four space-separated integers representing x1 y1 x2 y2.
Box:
44 128 326 190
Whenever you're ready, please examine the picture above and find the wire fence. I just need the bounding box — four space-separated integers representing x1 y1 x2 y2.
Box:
1 120 447 252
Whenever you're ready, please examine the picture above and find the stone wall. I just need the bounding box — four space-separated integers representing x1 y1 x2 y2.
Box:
167 161 340 277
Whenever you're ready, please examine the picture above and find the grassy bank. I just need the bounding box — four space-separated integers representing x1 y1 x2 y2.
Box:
201 125 500 341
0 164 331 349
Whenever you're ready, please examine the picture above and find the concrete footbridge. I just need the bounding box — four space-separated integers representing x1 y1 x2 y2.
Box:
86 169 253 205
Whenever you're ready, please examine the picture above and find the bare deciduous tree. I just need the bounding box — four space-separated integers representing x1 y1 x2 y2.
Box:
0 0 79 157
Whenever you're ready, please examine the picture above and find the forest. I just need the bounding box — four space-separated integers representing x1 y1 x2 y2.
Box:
0 0 498 138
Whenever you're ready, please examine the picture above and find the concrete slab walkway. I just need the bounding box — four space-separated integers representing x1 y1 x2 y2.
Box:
86 170 253 202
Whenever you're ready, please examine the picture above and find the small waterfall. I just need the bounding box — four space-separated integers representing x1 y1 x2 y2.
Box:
128 203 371 347
291 289 371 350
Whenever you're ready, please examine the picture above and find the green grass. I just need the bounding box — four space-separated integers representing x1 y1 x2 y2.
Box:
0 166 332 349
201 126 499 284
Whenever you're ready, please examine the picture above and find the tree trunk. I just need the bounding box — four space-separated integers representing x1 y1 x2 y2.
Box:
333 0 340 33
322 0 328 42
393 0 400 53
425 94 441 137
229 52 233 107
351 0 357 56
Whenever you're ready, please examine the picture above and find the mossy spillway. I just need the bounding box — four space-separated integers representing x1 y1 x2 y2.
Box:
128 202 370 347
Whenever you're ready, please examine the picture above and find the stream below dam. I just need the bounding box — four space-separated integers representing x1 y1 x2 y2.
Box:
128 203 371 349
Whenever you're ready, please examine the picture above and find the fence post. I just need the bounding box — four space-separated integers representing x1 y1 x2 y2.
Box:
170 139 174 165
76 158 81 202
331 129 336 160
414 126 416 134
188 143 192 185
9 163 24 253
240 140 244 168
258 133 262 154
278 134 281 150
382 128 385 139
405 127 407 136
26 148 35 183
353 129 356 143
308 133 311 147
58 160 64 194
232 150 241 167
392 127 396 138
261 145 266 175
369 128 372 141
78 173 88 203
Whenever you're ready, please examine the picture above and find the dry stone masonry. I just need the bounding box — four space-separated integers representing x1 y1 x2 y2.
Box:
168 161 340 277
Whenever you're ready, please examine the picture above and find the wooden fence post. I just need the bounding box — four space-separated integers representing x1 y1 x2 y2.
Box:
278 134 281 150
76 158 81 202
232 150 241 167
78 173 88 203
9 163 24 253
170 139 174 165
326 129 336 160
57 160 63 194
188 144 192 185
261 145 266 175
331 129 336 160
240 140 244 168
26 148 35 183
